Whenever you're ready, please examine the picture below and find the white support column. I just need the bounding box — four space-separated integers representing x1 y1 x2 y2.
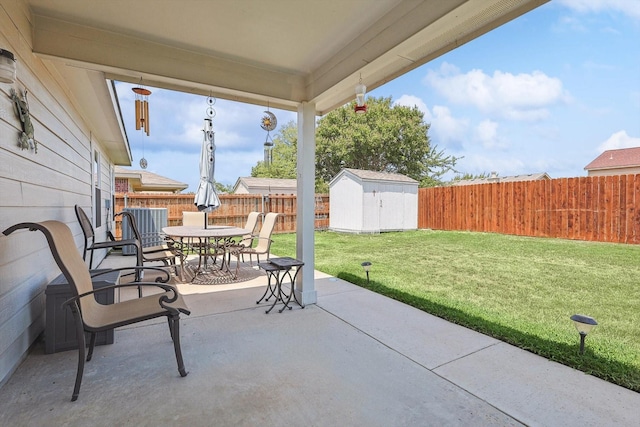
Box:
295 101 317 305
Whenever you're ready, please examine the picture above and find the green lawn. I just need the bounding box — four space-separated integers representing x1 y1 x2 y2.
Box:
271 229 640 392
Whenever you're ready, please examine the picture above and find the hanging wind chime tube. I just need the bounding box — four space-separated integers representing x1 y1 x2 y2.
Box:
132 85 151 136
132 82 151 168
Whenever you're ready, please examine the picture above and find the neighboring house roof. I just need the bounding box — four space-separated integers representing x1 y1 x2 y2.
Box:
330 168 418 186
584 147 640 171
232 177 297 194
115 166 188 193
452 172 551 186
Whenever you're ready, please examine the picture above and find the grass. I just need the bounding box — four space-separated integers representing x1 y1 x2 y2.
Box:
271 229 640 392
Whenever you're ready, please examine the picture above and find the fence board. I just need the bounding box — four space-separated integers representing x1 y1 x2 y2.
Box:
114 193 329 239
418 174 639 244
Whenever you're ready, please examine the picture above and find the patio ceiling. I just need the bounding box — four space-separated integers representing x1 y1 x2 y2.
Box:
23 0 548 161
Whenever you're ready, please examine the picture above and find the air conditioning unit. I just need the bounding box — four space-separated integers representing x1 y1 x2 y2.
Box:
121 208 168 255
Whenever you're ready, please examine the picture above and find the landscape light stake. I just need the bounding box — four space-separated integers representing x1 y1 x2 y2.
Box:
570 314 598 355
361 261 372 284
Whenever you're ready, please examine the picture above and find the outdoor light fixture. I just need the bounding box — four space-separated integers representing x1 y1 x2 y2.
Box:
354 74 367 114
570 314 598 355
0 48 17 84
361 261 372 284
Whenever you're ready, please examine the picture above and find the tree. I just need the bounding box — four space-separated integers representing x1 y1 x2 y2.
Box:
252 97 461 189
449 172 492 185
316 97 459 187
215 181 234 194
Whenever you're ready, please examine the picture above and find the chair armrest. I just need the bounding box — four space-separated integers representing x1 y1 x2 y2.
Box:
90 238 139 251
91 266 171 283
63 282 191 316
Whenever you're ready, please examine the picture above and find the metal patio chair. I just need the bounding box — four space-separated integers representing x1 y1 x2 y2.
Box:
118 211 180 272
229 212 280 277
3 220 191 402
236 211 262 262
75 204 140 269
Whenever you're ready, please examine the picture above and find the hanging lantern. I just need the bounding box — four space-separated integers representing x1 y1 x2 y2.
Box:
355 74 367 114
132 84 151 136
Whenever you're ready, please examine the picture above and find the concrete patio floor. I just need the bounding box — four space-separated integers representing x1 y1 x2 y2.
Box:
0 253 637 426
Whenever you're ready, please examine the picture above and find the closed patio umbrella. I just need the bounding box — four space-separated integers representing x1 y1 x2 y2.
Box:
194 118 220 228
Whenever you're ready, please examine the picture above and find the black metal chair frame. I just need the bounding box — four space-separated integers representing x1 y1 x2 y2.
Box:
3 221 191 402
75 204 141 270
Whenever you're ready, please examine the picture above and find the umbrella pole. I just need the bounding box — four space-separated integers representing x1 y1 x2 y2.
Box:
204 212 207 229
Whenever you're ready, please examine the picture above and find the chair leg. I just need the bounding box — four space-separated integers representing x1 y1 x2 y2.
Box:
69 303 86 402
86 332 97 362
167 317 174 341
169 314 188 377
89 251 94 269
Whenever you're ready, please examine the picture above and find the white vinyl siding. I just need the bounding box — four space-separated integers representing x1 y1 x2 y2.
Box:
0 4 116 384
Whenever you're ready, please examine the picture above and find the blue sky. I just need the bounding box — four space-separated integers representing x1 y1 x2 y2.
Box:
115 0 640 192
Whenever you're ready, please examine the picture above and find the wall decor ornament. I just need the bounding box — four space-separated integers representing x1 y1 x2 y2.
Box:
10 88 36 153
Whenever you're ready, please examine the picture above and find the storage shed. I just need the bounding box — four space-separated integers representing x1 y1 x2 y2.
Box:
329 168 418 233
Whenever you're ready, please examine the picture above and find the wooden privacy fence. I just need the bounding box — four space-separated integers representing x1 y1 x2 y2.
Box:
419 174 640 244
113 193 329 240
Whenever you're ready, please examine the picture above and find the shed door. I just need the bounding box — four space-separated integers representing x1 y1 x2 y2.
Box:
378 183 405 231
363 185 380 232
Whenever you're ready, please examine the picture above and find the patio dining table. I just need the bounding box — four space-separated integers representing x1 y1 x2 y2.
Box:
162 225 251 282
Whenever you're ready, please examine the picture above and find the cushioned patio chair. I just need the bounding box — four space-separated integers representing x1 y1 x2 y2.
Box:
237 211 261 262
229 212 280 277
75 204 141 269
3 220 190 402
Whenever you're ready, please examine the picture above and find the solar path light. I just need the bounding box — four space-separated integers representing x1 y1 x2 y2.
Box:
570 314 598 355
361 261 372 284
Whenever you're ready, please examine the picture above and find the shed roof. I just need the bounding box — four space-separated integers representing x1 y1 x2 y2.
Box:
332 168 418 186
584 147 640 171
233 177 297 192
115 166 188 193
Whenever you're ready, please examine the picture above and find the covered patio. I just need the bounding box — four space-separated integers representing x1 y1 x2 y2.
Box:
6 1 638 423
0 254 636 426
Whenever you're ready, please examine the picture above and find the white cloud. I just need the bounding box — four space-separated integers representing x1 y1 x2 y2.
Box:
474 120 505 149
394 95 431 120
423 63 569 121
558 0 640 21
429 105 469 148
393 95 468 148
597 130 640 152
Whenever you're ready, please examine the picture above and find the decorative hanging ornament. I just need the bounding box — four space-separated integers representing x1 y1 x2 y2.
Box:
132 83 151 136
132 80 151 168
261 105 277 166
355 74 367 114
205 95 216 162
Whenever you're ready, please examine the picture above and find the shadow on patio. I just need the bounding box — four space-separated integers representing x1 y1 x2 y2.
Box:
0 253 637 426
